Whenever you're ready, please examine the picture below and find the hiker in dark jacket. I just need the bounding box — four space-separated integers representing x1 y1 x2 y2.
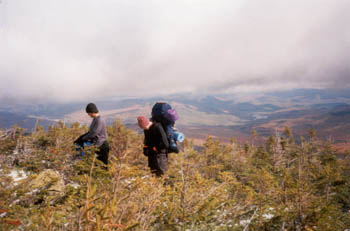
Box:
137 116 169 176
74 103 109 165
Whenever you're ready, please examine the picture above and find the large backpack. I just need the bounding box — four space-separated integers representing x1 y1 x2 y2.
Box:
151 102 178 124
151 102 181 153
152 102 171 117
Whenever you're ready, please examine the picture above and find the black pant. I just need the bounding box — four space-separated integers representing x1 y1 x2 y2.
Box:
148 151 168 176
97 141 109 165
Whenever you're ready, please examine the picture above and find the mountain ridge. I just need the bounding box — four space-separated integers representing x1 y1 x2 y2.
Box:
1 88 350 145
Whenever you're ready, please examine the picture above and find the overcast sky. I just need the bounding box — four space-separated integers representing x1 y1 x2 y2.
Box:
0 0 349 103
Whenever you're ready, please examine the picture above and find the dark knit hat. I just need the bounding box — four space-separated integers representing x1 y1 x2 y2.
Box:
137 116 150 129
86 103 99 113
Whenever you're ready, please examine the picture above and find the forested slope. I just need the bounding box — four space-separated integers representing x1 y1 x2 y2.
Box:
0 121 349 230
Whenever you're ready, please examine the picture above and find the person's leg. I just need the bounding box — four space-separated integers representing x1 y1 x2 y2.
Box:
73 141 90 159
97 141 109 165
156 152 168 176
148 153 161 176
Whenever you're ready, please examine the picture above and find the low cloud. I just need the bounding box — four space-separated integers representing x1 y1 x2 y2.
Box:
0 0 349 103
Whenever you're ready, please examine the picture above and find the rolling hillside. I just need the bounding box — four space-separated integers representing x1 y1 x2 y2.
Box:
1 89 350 145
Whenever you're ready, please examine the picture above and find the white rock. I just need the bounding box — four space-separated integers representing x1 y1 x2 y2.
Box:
262 213 274 220
240 219 250 226
8 170 28 185
69 183 80 189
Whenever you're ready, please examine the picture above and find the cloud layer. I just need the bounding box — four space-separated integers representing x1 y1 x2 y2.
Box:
0 0 349 102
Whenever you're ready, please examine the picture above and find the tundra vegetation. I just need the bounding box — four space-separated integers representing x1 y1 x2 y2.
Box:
0 121 350 231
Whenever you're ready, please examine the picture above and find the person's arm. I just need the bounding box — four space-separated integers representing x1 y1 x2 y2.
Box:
74 133 88 145
143 130 149 156
155 124 169 149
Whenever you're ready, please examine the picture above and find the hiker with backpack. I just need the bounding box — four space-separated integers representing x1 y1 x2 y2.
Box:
74 103 110 166
137 116 169 177
137 102 185 176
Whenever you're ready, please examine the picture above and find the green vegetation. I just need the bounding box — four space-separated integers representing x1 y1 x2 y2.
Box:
0 121 350 230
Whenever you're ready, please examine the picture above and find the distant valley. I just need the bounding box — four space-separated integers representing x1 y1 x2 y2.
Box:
1 89 350 149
